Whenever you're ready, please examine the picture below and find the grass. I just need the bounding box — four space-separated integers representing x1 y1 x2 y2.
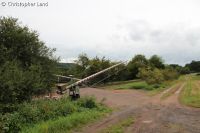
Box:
180 74 200 108
148 88 166 96
192 73 200 80
161 84 180 100
102 79 141 86
22 108 111 133
99 80 177 96
1 96 111 133
100 81 165 91
100 117 134 133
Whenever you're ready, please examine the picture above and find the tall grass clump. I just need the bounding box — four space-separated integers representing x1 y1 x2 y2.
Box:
0 96 110 133
22 109 109 133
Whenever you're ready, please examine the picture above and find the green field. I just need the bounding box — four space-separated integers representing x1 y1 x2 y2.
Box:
180 74 200 108
100 80 164 90
99 79 178 96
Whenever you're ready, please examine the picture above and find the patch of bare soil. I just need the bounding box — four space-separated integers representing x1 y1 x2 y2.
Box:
80 88 150 108
74 88 150 133
76 83 200 133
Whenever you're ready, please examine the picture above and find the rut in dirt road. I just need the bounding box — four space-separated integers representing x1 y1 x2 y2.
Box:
128 83 200 133
77 83 200 133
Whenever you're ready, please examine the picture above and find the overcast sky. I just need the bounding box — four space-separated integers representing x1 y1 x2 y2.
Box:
1 0 200 65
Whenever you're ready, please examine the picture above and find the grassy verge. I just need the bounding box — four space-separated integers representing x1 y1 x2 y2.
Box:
0 96 111 133
100 81 165 90
22 108 110 133
101 79 141 86
99 79 178 96
180 75 200 108
100 117 134 133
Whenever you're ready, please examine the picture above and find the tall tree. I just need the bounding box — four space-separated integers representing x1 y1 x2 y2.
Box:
127 54 148 79
0 17 58 106
149 55 165 69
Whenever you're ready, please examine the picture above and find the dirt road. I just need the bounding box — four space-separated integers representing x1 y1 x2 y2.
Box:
77 83 200 133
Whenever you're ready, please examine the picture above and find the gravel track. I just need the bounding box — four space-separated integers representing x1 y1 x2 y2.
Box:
75 83 200 133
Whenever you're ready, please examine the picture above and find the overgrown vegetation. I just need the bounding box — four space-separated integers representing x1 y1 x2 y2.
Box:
61 54 181 87
0 17 58 112
61 53 129 84
185 61 200 73
138 67 179 84
0 96 110 133
97 55 180 92
22 109 109 133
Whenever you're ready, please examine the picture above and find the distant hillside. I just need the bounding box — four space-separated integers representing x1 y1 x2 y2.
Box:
57 63 76 69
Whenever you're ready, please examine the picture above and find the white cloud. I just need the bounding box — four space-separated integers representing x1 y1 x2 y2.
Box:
60 57 77 63
1 0 200 65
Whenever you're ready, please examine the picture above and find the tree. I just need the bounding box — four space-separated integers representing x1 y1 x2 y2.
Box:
0 17 57 107
127 54 148 79
73 53 90 78
70 54 125 84
185 61 200 73
75 53 89 69
180 66 190 74
149 55 165 69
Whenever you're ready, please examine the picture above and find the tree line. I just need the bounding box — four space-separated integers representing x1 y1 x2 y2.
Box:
59 54 189 85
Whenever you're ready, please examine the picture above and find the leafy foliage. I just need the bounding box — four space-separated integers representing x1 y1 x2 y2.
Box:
66 53 126 84
138 66 179 85
0 96 104 133
185 60 200 73
127 54 148 79
170 64 190 74
149 55 165 69
0 17 58 108
162 67 180 80
22 108 110 133
138 67 164 84
61 53 181 86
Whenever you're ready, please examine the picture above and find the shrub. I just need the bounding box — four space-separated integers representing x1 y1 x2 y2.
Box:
0 17 58 108
0 96 99 133
162 68 179 80
21 109 110 133
138 67 180 85
138 67 164 84
77 96 97 109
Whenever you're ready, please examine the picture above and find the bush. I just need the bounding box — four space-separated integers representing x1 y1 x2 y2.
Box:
77 96 97 109
138 68 164 84
138 67 180 85
21 109 110 133
0 17 58 108
162 68 179 80
0 96 100 133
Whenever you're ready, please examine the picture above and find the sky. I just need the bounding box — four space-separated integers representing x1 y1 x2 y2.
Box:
1 0 200 65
